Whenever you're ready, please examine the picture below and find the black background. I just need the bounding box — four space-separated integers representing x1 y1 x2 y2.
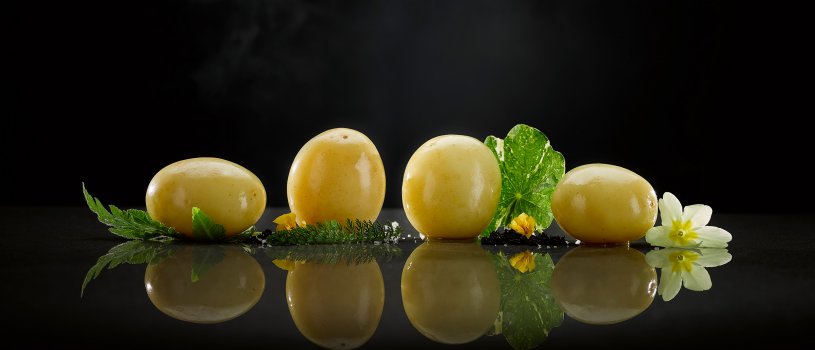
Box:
4 1 810 213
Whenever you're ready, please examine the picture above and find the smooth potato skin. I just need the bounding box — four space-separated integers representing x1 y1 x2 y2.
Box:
402 135 501 239
146 157 267 238
401 242 500 344
144 246 266 324
287 128 386 225
551 164 657 243
286 261 385 349
551 246 657 325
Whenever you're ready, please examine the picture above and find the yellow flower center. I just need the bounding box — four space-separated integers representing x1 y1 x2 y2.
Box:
273 212 299 231
669 250 699 273
508 212 536 239
669 220 699 246
509 251 536 273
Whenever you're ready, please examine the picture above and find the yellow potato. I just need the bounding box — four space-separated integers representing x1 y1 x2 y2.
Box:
287 128 386 225
551 163 657 243
551 246 657 325
146 157 266 238
401 242 500 344
286 260 384 349
402 135 501 239
144 245 266 324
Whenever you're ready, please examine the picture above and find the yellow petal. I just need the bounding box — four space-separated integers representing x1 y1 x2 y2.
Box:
509 251 536 273
509 213 536 239
272 259 296 271
273 212 299 231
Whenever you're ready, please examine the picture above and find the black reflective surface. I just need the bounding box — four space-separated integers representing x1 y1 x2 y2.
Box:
2 207 813 348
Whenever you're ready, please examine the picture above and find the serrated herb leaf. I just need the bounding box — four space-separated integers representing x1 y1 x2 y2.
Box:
490 252 563 350
81 241 174 296
482 125 565 236
191 207 226 241
264 219 402 245
191 245 226 282
83 183 178 240
265 243 402 266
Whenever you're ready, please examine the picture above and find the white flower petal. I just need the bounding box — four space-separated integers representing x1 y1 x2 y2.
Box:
695 226 732 247
645 226 674 248
682 266 712 291
659 269 682 301
695 248 733 267
645 248 674 268
683 204 713 228
659 192 682 225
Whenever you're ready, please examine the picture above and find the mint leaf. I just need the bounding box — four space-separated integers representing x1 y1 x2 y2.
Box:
191 207 226 241
490 252 563 350
191 245 226 282
81 241 174 296
83 183 178 240
482 124 565 236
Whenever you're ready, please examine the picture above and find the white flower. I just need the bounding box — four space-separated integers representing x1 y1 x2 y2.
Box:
646 248 732 301
645 192 732 248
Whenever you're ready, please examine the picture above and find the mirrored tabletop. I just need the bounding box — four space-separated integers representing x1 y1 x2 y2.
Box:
1 207 812 348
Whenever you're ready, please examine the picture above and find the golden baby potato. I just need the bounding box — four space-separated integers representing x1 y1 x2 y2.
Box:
144 245 266 324
551 246 657 325
402 135 501 240
551 163 657 243
401 242 500 344
146 157 267 238
287 128 386 225
286 260 385 349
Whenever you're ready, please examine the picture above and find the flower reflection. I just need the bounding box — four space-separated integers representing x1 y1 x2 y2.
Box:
272 259 297 271
509 250 536 273
646 247 732 301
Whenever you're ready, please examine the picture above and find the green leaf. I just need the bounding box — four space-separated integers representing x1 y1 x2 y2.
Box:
81 241 174 296
228 226 261 242
83 183 178 240
490 252 563 350
191 207 226 241
191 245 226 282
482 125 565 236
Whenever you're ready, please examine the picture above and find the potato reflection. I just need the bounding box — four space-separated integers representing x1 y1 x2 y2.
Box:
286 260 384 349
401 241 500 344
144 245 265 324
551 246 657 325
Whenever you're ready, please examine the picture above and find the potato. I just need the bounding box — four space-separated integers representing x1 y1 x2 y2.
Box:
401 242 500 344
551 246 657 324
551 163 657 243
402 135 501 239
146 157 266 238
144 245 265 324
286 260 384 349
287 128 386 225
